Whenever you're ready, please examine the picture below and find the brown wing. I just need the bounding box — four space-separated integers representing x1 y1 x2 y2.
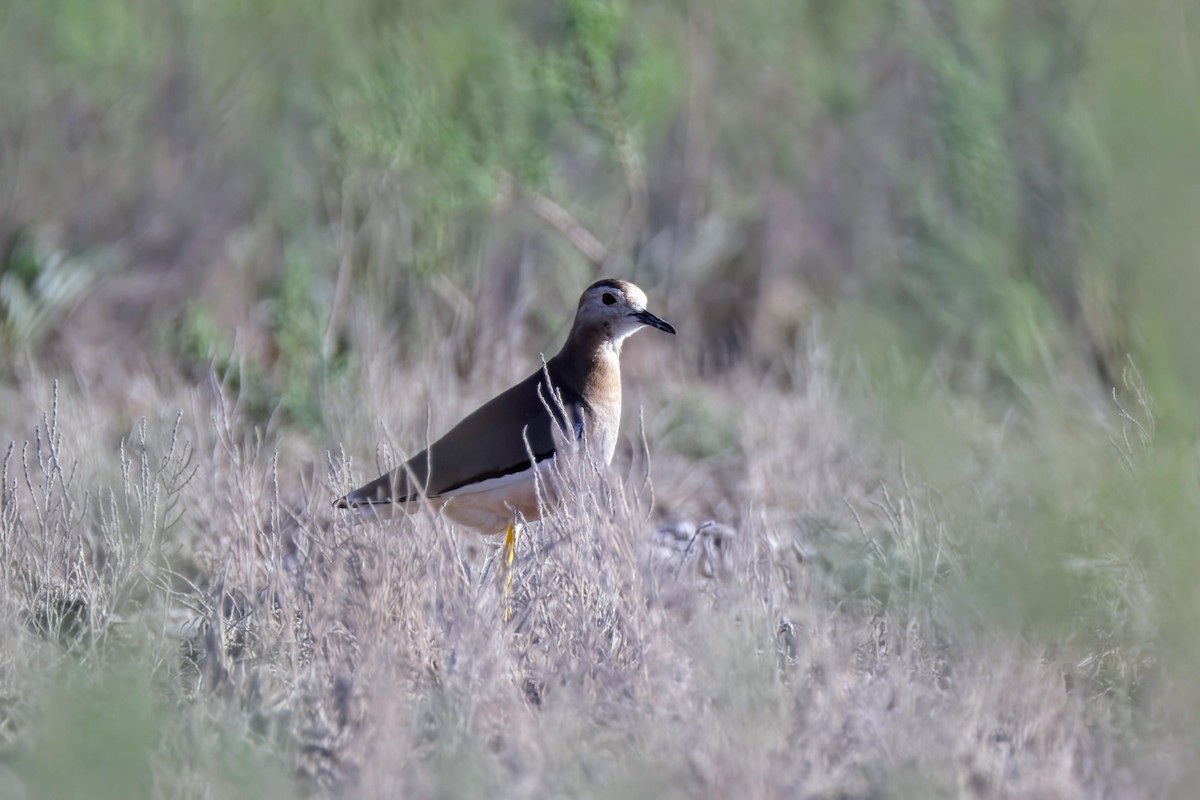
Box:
334 362 585 509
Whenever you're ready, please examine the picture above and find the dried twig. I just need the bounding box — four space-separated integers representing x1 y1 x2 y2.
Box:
504 173 609 267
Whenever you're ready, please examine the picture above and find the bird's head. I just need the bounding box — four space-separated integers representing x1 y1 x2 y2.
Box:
571 279 675 351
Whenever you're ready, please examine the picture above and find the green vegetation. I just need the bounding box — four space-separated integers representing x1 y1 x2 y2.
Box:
1 0 1199 796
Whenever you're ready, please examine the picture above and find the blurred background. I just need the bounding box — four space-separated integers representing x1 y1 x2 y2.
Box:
1 0 1196 424
2 0 1200 795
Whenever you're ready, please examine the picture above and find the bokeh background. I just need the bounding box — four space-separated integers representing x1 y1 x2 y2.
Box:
7 0 1197 407
1 1 1199 797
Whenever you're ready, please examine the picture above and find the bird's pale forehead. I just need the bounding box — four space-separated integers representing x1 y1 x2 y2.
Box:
586 278 630 295
583 278 645 306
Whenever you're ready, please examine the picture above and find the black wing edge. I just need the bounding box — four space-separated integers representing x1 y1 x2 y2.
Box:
333 462 428 509
334 471 395 509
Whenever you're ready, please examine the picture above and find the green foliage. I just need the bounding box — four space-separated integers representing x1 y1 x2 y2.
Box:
565 0 622 80
168 303 275 427
660 390 739 461
0 234 102 360
272 248 335 432
15 660 160 799
11 655 294 799
315 0 685 281
0 0 1121 396
24 0 163 102
167 251 340 434
886 2 1069 389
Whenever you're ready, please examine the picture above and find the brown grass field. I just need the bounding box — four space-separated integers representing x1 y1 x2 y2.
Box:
0 316 1185 797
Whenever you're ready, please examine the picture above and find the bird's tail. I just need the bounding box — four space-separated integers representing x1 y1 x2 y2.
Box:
333 471 396 509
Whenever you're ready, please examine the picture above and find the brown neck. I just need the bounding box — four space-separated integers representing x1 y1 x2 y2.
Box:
553 325 622 411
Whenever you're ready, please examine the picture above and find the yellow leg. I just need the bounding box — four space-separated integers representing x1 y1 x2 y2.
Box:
501 522 520 621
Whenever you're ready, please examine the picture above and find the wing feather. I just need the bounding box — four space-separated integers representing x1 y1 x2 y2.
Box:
335 361 586 509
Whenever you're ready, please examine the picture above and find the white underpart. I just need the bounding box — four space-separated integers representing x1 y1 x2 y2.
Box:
432 457 559 532
433 457 552 500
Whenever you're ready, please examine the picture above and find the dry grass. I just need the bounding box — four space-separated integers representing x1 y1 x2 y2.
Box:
1 2 1195 795
0 322 1185 799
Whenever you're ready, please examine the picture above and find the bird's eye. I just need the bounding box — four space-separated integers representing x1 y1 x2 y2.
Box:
602 292 617 306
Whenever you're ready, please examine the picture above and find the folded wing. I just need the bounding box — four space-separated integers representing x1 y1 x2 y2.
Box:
335 364 586 509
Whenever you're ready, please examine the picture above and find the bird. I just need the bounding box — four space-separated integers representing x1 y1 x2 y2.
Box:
334 278 676 607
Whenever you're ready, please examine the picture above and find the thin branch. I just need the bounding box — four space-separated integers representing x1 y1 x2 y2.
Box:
502 172 608 266
586 79 647 265
323 175 356 361
678 3 714 233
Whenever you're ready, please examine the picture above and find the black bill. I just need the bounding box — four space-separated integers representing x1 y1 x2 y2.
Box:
632 309 676 335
